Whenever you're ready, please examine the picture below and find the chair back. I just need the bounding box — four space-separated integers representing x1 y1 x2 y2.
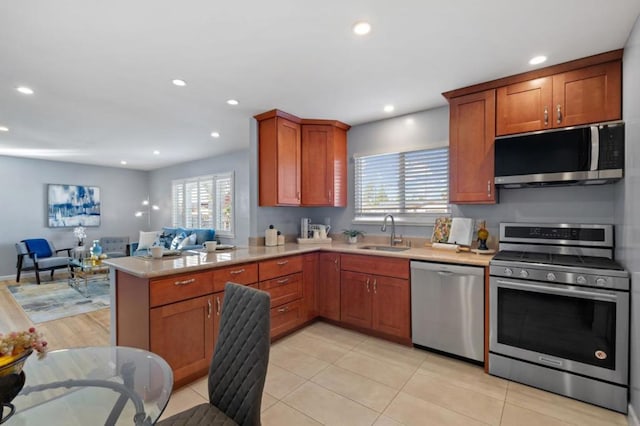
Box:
99 236 130 257
208 283 270 426
15 240 56 267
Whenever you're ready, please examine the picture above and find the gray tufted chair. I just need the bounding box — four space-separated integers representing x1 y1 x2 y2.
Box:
98 236 130 258
158 282 271 426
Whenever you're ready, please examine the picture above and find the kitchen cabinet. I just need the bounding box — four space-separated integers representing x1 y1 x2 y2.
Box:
301 122 349 206
340 254 410 340
302 253 318 321
150 294 214 385
317 252 341 321
448 89 496 204
496 61 621 136
255 109 350 207
256 110 302 206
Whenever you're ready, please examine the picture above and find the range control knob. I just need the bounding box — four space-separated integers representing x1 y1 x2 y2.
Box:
576 276 587 285
504 268 513 276
595 278 607 287
546 273 556 281
520 270 529 278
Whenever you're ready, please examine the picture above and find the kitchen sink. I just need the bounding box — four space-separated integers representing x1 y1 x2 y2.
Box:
359 245 410 252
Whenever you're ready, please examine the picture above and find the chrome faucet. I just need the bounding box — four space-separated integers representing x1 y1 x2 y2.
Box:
381 214 402 246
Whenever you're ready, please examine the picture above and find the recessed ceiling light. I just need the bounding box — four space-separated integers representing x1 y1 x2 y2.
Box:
153 150 160 155
0 126 8 132
16 86 34 95
226 99 239 106
120 160 127 165
353 21 371 36
529 55 547 65
211 131 220 138
172 79 186 87
384 105 395 113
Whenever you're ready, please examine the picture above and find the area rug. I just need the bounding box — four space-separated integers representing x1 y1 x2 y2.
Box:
8 277 110 323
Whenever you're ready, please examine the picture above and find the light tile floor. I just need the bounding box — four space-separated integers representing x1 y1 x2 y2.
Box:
159 322 628 425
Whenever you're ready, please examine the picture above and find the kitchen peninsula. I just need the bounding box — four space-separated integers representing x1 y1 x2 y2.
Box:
106 243 492 387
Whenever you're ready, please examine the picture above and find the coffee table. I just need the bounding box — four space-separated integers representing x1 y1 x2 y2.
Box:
68 257 109 295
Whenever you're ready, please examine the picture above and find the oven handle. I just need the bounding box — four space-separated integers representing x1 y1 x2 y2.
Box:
495 279 618 302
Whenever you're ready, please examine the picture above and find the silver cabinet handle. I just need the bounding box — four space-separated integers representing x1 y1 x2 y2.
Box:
487 180 491 198
174 278 196 286
216 296 221 315
277 260 289 265
229 268 245 275
557 104 562 124
296 191 300 201
277 278 290 284
373 279 377 294
544 106 548 126
277 306 289 313
334 258 339 272
328 190 332 200
365 277 370 293
207 299 212 319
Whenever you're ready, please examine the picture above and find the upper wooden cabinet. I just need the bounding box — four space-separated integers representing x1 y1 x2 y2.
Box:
497 61 622 135
255 109 350 207
256 110 302 206
301 122 349 207
448 89 497 204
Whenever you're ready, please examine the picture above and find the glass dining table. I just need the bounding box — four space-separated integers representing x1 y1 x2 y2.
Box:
9 346 173 425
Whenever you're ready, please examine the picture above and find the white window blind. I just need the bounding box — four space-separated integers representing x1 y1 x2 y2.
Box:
172 172 234 237
354 147 450 221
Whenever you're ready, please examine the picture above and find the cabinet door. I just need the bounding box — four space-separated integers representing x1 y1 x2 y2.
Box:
301 125 347 206
150 294 214 384
340 271 372 329
449 90 496 204
553 61 622 128
271 299 304 338
258 116 301 206
302 253 318 321
317 252 341 321
496 77 552 135
372 276 410 339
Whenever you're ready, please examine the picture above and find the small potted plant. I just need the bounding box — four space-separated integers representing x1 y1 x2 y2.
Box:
342 229 365 244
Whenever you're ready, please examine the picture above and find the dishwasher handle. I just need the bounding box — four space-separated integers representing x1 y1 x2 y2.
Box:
410 261 484 276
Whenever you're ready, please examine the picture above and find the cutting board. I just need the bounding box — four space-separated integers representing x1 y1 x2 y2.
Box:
447 217 474 246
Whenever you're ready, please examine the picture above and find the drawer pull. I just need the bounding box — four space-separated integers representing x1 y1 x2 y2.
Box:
373 279 377 294
277 278 290 284
207 299 212 319
216 296 221 315
174 278 196 286
365 277 370 293
277 306 289 313
276 260 289 266
229 269 245 275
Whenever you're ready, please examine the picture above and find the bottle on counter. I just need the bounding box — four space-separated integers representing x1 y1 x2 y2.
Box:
277 231 285 246
265 225 278 247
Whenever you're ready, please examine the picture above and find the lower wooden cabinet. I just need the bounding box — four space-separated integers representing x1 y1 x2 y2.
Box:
317 252 341 321
150 294 214 385
340 271 410 339
270 299 303 338
302 253 318 321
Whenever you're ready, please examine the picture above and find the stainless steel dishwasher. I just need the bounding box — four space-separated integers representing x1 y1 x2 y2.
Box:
410 261 484 362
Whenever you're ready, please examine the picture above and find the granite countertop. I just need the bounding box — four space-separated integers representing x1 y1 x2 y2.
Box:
104 242 493 278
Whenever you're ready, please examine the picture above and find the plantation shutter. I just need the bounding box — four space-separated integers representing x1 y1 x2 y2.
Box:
215 175 233 232
172 182 185 227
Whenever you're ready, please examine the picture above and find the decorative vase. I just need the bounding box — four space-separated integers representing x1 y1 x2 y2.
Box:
90 240 103 257
348 236 358 244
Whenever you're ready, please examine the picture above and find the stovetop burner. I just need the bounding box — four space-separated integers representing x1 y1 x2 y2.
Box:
492 250 625 271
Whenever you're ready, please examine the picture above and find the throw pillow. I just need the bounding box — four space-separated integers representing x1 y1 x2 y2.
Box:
138 231 160 250
170 232 188 250
178 233 197 249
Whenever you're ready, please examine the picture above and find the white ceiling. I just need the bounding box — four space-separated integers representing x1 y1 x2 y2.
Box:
1 1 639 171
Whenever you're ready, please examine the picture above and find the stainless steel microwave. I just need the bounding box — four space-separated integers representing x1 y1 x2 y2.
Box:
494 121 624 187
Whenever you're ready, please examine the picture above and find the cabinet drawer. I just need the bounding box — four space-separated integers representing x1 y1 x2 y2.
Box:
213 262 258 292
341 254 409 279
259 255 303 281
259 272 303 308
270 299 303 338
150 271 214 307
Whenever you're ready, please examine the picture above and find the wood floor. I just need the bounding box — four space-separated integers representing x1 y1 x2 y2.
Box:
0 272 110 350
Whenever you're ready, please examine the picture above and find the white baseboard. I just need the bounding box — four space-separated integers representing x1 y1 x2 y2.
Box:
630 403 640 426
0 274 15 281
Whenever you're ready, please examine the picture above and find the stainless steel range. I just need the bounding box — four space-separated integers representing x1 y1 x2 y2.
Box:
489 223 629 413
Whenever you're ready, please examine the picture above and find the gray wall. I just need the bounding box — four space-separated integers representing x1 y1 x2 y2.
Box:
148 149 251 246
616 14 640 420
0 156 148 278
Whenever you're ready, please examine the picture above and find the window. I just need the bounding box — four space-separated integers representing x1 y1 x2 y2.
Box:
354 147 449 223
172 173 234 237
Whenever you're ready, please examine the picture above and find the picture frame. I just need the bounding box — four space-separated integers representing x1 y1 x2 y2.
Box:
47 184 101 227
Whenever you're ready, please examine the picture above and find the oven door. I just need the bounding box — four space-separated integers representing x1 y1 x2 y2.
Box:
490 277 628 385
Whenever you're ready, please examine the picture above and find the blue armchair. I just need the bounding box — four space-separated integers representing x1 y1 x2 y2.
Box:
16 239 72 284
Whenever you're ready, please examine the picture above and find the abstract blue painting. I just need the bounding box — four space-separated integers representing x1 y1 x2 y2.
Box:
48 184 101 227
